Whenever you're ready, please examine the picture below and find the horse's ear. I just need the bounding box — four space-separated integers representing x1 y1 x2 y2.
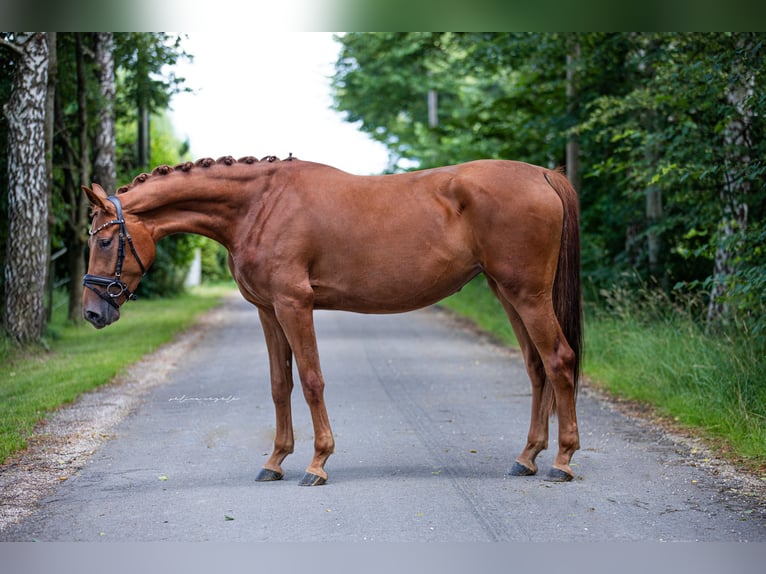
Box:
82 183 108 210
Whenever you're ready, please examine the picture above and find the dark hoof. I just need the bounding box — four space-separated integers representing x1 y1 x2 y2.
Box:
508 461 536 477
545 467 574 482
298 472 327 486
255 468 284 482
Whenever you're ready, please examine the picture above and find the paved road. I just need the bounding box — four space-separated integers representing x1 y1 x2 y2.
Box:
2 295 764 542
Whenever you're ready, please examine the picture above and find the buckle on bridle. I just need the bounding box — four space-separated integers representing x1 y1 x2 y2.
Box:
105 281 128 298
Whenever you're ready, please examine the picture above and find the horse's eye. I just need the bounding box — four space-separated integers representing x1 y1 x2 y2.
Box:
98 238 113 249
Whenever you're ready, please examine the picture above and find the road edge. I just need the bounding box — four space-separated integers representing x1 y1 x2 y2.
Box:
0 293 238 534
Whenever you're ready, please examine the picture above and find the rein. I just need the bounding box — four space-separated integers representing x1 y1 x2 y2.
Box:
83 195 147 309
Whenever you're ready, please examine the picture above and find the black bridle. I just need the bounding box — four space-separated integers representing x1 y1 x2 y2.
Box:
83 195 147 310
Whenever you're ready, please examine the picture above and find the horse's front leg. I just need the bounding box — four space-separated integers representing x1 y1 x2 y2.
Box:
273 295 334 486
255 307 295 482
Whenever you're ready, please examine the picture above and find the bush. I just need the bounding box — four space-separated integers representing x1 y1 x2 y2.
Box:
587 282 766 468
199 237 232 283
136 234 197 299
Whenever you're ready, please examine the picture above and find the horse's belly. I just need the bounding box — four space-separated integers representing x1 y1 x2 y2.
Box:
310 259 481 314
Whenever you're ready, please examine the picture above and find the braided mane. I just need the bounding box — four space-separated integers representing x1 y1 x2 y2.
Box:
115 154 297 194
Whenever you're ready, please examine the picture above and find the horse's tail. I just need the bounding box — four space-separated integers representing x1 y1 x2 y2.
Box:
544 168 583 409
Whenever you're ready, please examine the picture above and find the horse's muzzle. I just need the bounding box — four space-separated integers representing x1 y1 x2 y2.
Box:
83 297 120 329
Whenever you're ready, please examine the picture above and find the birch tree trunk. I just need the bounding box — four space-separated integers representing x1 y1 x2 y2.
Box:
707 42 753 326
93 32 116 194
2 33 50 343
44 33 57 324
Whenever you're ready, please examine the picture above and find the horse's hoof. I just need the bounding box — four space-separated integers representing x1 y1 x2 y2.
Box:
545 467 574 482
255 468 284 482
298 472 327 486
508 461 536 476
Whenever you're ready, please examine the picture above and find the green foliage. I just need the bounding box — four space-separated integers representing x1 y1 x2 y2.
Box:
135 233 197 299
585 285 766 467
333 32 570 170
113 33 191 174
120 112 195 299
333 33 766 331
114 33 190 112
109 37 196 299
724 221 766 340
1 33 196 326
199 237 232 283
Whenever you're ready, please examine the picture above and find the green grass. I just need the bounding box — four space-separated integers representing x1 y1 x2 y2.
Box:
584 308 766 469
0 284 233 464
441 275 766 472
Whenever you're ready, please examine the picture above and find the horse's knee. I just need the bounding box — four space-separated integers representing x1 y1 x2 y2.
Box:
300 371 325 403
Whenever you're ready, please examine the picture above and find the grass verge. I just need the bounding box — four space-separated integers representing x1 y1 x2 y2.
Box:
440 275 766 474
0 284 233 464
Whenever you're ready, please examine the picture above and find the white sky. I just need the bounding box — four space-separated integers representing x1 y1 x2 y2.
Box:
168 32 391 176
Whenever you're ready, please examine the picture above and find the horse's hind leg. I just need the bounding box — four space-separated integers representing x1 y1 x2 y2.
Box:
516 295 579 480
255 308 295 482
489 278 580 481
486 277 550 476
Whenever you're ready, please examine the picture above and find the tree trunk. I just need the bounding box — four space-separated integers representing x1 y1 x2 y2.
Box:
93 32 116 194
707 66 752 326
66 33 91 323
138 104 150 170
645 185 663 281
45 33 57 323
637 36 664 286
565 37 581 191
644 120 668 290
2 33 50 343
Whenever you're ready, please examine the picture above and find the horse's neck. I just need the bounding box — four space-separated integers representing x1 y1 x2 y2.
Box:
121 164 271 250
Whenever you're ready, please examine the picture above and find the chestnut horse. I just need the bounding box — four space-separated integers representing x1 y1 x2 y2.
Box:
82 155 582 486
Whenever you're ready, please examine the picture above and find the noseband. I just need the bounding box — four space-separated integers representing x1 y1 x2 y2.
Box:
83 195 147 310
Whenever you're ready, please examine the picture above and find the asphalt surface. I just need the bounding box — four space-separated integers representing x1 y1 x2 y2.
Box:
2 294 765 542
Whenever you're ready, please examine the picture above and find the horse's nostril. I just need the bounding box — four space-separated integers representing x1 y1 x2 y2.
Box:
85 309 102 324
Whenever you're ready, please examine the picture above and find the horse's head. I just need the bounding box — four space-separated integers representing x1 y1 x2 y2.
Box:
82 184 156 329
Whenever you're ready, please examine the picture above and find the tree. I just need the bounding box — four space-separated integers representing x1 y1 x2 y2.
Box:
60 33 115 323
114 33 190 172
125 111 196 298
579 34 765 329
0 33 195 337
111 34 194 299
332 33 766 338
706 34 758 325
0 33 50 343
566 36 581 190
64 33 92 322
93 33 116 194
47 33 191 321
44 33 57 323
